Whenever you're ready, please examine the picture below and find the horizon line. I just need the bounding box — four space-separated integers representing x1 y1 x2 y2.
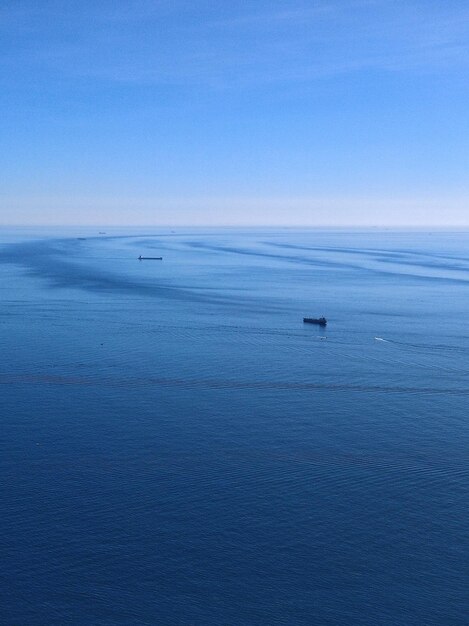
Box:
3 223 469 230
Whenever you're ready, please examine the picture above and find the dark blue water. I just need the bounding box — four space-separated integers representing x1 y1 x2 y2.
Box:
1 227 468 625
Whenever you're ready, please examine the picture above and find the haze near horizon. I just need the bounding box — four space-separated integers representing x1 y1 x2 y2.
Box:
1 0 468 226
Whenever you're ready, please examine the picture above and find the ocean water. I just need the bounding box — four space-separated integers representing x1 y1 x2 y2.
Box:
1 227 468 625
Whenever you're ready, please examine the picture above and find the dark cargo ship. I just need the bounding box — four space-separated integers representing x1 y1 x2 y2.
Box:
303 317 327 326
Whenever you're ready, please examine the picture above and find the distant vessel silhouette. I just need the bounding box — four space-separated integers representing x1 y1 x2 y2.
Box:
138 255 163 260
303 317 327 326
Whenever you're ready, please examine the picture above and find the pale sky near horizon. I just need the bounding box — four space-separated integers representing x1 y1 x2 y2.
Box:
1 0 468 226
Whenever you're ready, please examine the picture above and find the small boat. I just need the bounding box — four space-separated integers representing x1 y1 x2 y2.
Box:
303 317 327 326
138 255 163 260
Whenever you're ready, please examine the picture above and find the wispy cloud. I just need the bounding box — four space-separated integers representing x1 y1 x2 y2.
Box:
1 0 469 88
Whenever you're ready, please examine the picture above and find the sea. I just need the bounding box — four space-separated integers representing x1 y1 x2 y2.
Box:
1 227 468 625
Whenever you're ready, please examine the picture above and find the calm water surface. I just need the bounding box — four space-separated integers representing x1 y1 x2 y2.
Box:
1 228 468 625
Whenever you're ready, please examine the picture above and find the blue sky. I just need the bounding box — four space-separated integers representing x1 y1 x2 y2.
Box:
1 0 468 225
